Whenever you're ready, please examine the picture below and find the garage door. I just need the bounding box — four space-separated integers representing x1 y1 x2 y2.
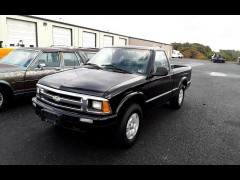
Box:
53 26 72 46
7 18 37 47
119 38 127 45
82 32 96 47
103 35 113 47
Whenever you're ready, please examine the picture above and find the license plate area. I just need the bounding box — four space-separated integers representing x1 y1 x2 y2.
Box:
41 110 61 124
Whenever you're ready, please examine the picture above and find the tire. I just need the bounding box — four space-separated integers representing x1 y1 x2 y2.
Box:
170 84 185 109
112 103 142 148
0 87 9 112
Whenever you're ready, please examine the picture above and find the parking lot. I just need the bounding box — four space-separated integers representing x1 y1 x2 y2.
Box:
0 58 240 165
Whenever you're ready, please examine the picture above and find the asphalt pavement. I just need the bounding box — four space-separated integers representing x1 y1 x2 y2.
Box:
0 58 240 165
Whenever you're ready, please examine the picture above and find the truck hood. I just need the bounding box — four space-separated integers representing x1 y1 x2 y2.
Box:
0 63 24 73
39 68 141 97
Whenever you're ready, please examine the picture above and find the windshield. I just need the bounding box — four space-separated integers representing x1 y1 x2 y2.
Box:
0 49 39 67
88 48 151 74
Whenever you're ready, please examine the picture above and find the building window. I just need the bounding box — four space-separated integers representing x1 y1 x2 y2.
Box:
119 38 127 45
82 31 96 48
103 35 113 47
52 26 72 46
7 18 37 48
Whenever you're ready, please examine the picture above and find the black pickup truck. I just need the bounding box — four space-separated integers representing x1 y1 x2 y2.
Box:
32 46 192 147
211 53 226 63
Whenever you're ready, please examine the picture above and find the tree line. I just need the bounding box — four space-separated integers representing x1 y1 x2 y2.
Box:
171 42 239 61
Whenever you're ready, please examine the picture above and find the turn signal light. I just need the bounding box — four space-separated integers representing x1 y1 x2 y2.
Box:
103 101 111 113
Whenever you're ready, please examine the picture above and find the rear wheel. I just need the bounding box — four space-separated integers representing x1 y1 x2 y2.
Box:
112 103 142 148
170 84 185 109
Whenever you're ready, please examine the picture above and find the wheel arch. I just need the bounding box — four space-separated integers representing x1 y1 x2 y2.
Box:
178 77 188 89
116 92 146 114
0 81 14 97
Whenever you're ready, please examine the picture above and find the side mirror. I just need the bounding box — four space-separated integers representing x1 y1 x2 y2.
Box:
38 63 46 70
153 67 168 76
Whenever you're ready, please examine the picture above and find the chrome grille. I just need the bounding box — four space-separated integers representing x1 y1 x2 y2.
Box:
40 88 83 112
36 84 111 115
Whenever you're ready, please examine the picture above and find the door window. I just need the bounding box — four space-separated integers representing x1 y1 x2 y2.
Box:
153 51 170 72
62 52 80 66
32 52 60 68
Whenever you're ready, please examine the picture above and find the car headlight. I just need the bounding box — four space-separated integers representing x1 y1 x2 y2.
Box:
90 100 111 113
92 100 102 110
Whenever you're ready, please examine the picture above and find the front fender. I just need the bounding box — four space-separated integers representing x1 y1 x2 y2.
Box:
115 91 146 114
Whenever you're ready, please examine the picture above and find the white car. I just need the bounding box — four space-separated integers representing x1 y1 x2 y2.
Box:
172 50 183 58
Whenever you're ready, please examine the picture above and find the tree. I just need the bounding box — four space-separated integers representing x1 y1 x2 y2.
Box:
171 42 213 60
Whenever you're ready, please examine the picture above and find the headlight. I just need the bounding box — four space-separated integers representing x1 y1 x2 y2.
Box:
90 100 111 113
92 100 102 110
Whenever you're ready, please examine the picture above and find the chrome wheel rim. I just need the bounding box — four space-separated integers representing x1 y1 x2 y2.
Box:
178 89 184 105
0 92 3 107
126 113 139 140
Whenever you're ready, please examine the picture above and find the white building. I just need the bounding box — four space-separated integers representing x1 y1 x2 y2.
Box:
0 15 172 57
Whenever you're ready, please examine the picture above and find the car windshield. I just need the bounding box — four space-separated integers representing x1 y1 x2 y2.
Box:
88 48 151 74
0 49 39 67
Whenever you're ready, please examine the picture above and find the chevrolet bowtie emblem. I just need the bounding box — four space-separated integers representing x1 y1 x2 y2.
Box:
53 96 61 102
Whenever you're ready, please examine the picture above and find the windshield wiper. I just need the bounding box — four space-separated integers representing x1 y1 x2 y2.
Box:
84 63 102 70
101 64 132 74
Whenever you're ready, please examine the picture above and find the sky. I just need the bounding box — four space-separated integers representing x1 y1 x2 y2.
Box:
32 15 240 52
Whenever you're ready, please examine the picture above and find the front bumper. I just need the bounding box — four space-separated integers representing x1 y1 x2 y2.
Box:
32 97 118 132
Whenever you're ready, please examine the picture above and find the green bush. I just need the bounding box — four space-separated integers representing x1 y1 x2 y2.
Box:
171 42 212 60
171 42 239 61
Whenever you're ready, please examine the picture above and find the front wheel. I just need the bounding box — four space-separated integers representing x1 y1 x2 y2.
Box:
0 87 9 112
169 84 185 109
112 103 142 148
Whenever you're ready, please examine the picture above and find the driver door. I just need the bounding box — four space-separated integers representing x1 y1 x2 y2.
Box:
25 52 62 94
146 50 173 103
